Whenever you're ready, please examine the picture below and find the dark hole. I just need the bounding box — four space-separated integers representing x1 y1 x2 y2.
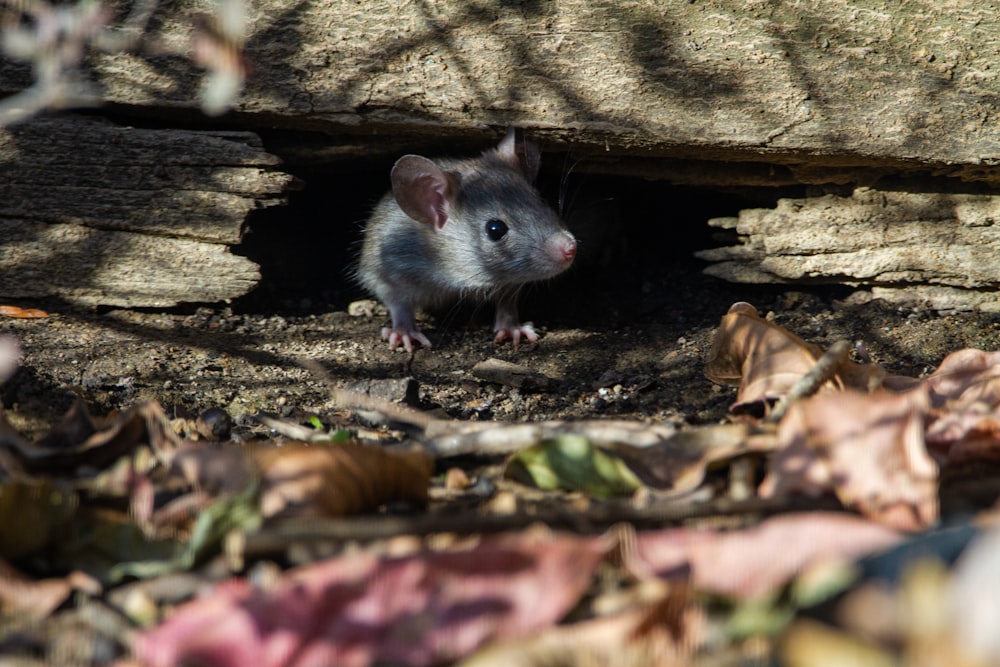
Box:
234 132 808 322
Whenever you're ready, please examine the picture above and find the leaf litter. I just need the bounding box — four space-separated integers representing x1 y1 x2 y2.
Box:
4 300 1000 665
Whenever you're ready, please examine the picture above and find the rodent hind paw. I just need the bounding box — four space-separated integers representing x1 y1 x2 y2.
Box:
381 326 432 352
493 323 539 349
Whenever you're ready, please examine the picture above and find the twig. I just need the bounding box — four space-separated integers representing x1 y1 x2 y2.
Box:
767 339 851 423
299 358 441 431
236 495 846 560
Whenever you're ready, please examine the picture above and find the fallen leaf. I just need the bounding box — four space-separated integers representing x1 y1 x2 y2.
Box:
920 349 1000 461
255 441 433 518
705 302 883 416
760 390 938 531
923 348 1000 410
0 560 100 621
460 581 704 667
108 481 261 582
0 478 78 560
633 512 903 600
2 400 180 476
135 529 607 667
0 305 48 318
781 619 896 667
507 434 643 499
609 422 777 496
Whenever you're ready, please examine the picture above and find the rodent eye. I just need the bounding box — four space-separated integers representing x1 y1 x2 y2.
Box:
485 218 509 241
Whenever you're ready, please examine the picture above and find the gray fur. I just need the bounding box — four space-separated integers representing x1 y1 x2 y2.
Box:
358 128 577 348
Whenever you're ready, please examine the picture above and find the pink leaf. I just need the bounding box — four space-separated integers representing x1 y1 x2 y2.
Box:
760 389 938 531
135 530 606 667
633 512 902 600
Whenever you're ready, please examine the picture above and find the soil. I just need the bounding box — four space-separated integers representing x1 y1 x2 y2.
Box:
8 155 999 443
5 170 1000 666
4 253 998 445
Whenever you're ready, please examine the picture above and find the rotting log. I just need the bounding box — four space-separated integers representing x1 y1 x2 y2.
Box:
0 114 295 307
697 187 1000 312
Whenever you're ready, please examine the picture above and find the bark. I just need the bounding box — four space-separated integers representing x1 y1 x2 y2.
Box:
3 0 996 179
5 1 1000 306
0 115 294 307
696 186 1000 312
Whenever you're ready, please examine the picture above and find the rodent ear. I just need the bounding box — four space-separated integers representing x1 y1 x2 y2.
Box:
496 127 542 183
391 155 456 229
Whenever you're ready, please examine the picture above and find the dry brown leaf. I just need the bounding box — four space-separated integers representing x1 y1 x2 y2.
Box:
706 302 884 415
255 441 433 518
3 400 180 476
919 349 1000 461
0 560 100 621
609 422 778 495
760 390 938 531
923 349 1000 410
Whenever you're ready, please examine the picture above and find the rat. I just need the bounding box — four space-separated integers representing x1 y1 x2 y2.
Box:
357 127 577 352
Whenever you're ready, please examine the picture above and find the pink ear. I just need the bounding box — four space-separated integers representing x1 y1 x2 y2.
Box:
496 126 541 183
390 155 453 229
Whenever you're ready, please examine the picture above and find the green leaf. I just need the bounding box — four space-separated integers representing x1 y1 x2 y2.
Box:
329 429 352 443
108 478 261 582
508 435 643 499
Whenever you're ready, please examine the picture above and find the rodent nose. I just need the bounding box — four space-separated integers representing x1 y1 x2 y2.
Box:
558 233 577 263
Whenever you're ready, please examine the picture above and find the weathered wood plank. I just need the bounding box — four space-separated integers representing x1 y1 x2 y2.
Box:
697 186 1000 311
0 114 294 306
0 220 260 307
3 1 999 177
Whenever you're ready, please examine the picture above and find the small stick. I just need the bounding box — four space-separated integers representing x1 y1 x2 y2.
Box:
300 358 441 431
767 339 851 424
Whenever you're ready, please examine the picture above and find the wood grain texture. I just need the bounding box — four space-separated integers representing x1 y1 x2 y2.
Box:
0 115 294 306
4 0 997 174
697 186 1000 311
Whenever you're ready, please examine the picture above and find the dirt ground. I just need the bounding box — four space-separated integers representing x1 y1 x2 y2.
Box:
4 251 998 446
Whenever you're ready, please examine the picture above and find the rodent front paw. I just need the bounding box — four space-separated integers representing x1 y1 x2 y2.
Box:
381 327 432 352
493 323 539 349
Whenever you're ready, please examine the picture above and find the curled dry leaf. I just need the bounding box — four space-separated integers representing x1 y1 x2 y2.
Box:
923 348 1000 410
705 302 883 415
135 529 607 667
255 441 433 518
1 400 180 476
609 422 778 496
0 560 100 621
632 512 902 600
760 390 938 531
921 349 1000 461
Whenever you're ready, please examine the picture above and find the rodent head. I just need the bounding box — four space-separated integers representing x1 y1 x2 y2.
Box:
390 129 577 293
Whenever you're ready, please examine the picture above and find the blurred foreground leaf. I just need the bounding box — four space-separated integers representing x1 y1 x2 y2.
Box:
109 479 261 582
508 435 643 499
